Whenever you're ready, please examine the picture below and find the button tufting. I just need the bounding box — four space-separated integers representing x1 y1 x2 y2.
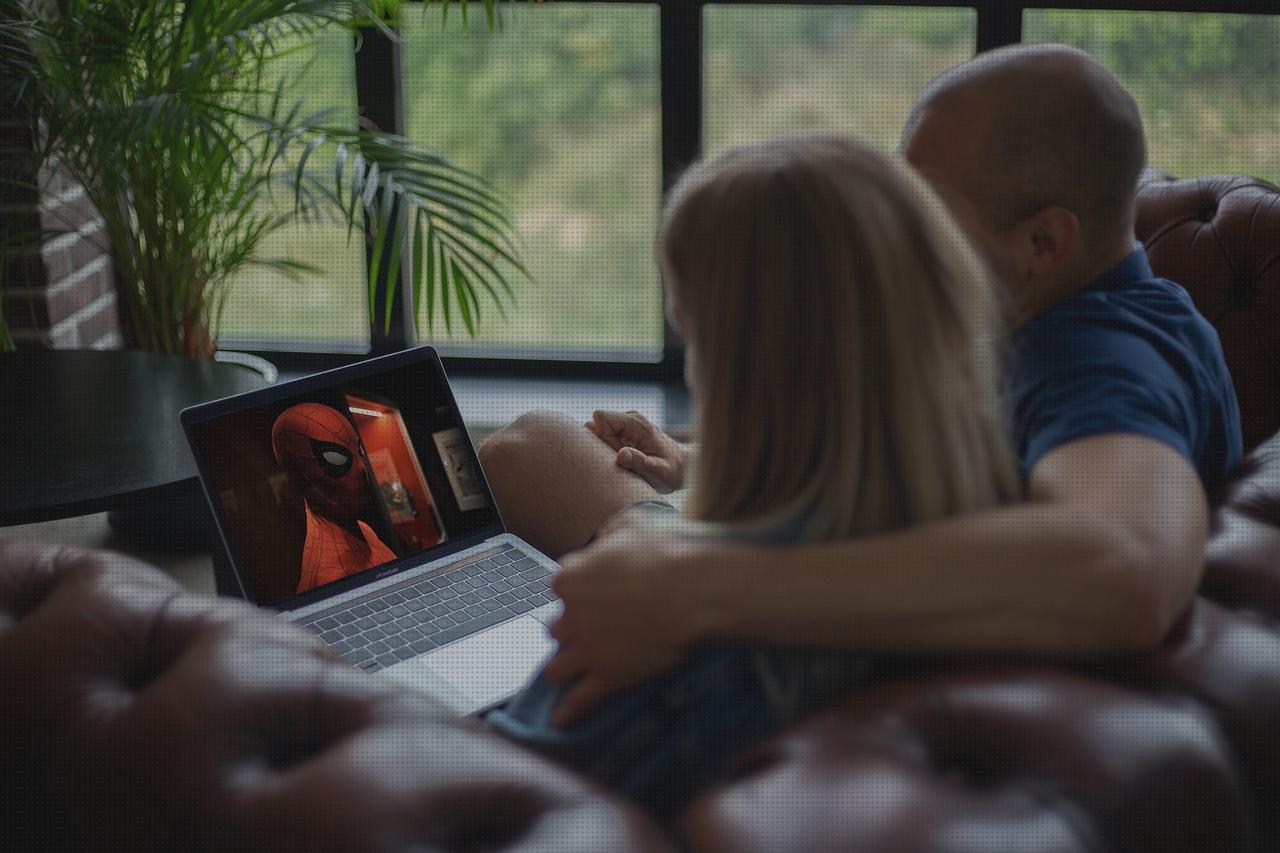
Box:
1228 272 1256 307
1196 204 1219 222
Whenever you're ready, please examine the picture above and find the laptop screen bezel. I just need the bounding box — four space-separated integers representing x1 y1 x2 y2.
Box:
180 345 507 611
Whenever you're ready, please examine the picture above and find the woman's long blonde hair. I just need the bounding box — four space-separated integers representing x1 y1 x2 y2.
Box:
660 135 1021 541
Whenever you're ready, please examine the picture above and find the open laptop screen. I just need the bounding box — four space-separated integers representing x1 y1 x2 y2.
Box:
186 350 500 608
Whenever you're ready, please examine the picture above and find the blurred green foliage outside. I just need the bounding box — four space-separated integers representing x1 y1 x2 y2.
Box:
220 4 1280 351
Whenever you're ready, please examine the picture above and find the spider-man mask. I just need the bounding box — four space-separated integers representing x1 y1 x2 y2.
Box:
272 403 371 524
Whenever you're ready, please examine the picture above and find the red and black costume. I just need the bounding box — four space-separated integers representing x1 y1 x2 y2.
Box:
272 403 396 594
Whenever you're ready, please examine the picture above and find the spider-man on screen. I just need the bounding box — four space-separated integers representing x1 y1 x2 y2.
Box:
272 403 396 594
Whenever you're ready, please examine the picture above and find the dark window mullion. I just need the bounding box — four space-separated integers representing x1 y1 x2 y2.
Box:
660 3 703 194
976 0 1023 52
354 25 410 355
659 1 702 372
1016 0 1276 12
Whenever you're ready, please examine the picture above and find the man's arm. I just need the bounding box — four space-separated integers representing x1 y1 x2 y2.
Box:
546 433 1208 723
692 433 1206 652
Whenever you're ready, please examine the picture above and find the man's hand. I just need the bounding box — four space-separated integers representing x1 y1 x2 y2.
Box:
543 511 707 726
585 410 689 493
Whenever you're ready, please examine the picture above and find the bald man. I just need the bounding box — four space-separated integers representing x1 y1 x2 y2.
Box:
901 42 1238 512
480 45 1242 723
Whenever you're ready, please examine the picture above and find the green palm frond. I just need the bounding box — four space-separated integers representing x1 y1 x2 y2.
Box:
1 0 525 355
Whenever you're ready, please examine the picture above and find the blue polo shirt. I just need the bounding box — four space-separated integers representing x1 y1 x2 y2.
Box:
1005 245 1242 493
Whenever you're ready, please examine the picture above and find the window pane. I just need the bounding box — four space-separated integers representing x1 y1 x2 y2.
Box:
704 6 977 155
1024 10 1280 182
219 27 368 350
401 4 663 359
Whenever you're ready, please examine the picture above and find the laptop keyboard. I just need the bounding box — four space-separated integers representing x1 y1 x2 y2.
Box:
299 546 555 673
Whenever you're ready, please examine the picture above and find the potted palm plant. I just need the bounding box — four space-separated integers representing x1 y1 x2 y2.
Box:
0 0 526 356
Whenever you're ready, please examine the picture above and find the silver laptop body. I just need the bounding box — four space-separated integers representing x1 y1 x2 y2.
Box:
181 346 558 715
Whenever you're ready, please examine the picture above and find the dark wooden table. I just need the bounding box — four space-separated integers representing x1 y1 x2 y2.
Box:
0 350 271 527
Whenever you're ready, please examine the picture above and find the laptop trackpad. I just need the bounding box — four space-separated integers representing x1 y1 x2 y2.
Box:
417 616 554 713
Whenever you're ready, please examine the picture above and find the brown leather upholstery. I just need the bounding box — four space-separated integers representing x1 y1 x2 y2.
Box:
1201 433 1280 615
682 670 1249 853
1136 174 1280 453
1124 598 1280 842
0 542 670 852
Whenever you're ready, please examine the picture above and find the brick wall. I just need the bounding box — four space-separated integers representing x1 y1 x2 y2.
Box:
1 110 122 350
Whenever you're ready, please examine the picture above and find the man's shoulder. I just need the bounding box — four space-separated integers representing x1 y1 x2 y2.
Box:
1026 273 1196 327
1012 274 1219 375
1008 271 1242 491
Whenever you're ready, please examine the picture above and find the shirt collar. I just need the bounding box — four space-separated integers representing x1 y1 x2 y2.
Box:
1088 243 1154 292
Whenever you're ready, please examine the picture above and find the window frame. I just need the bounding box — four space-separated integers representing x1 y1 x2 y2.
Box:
226 0 1280 379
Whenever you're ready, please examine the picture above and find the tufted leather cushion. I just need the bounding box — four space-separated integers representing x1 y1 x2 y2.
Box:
680 670 1249 853
0 542 670 852
1116 599 1280 843
1136 175 1280 452
1200 432 1280 617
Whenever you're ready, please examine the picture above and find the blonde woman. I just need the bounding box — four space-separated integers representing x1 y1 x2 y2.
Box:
486 134 1022 821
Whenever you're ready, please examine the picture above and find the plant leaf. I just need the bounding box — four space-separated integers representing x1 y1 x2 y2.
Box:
411 208 424 330
346 151 366 243
440 245 453 336
292 134 327 216
425 218 437 336
440 232 509 322
450 256 475 337
362 160 381 211
383 204 406 334
334 143 348 211
367 174 396 323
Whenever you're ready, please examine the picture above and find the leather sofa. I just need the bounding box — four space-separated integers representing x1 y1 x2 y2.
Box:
2 173 1278 851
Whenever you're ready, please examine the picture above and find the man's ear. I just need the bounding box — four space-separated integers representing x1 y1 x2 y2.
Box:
1018 206 1080 275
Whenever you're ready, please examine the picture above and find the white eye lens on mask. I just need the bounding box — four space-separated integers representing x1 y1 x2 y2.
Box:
322 450 348 466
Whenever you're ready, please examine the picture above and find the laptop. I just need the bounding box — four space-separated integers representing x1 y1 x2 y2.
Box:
181 345 559 715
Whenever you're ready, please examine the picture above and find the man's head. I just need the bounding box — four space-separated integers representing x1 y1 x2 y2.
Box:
901 44 1146 310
